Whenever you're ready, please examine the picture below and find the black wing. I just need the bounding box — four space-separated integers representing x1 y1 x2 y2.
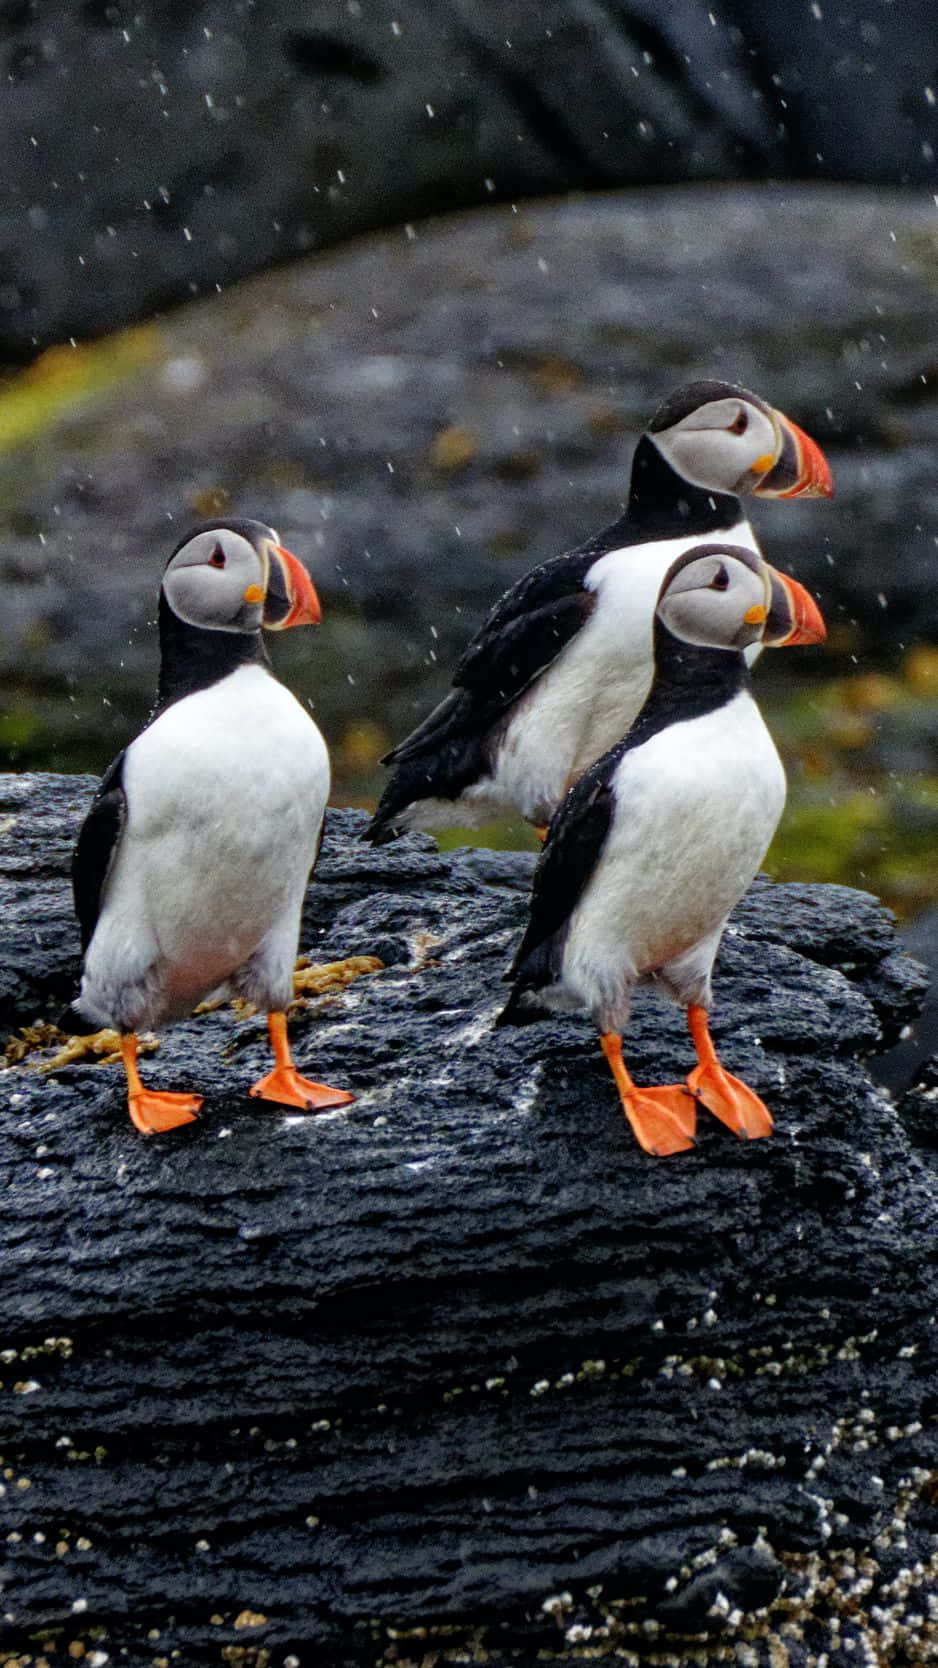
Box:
363 518 634 842
380 523 636 772
71 751 128 952
363 587 597 843
450 542 608 692
386 588 596 766
498 742 624 1022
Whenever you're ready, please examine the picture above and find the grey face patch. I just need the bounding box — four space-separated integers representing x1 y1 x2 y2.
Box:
162 529 267 634
656 549 769 651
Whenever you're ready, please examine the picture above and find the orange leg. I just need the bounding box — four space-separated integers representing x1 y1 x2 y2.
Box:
120 1033 202 1136
599 1032 696 1156
685 1005 773 1140
249 1011 354 1112
533 824 549 845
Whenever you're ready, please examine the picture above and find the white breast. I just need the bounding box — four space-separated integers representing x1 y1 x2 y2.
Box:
480 522 760 824
80 664 329 1027
560 690 786 1026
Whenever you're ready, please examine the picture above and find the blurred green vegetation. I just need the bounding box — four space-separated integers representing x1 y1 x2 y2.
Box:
0 328 158 454
761 648 938 917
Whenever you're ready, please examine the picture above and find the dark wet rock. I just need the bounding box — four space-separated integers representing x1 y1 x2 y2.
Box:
0 771 89 1029
874 907 938 1096
655 1542 786 1630
898 1052 938 1158
0 2 936 358
3 185 938 798
738 876 930 1048
1 773 936 1665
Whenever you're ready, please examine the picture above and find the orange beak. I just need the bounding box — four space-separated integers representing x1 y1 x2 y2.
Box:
764 568 827 647
755 414 834 500
263 544 322 630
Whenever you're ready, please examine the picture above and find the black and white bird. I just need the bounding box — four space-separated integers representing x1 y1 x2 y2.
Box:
498 540 827 1158
365 380 832 842
64 518 353 1134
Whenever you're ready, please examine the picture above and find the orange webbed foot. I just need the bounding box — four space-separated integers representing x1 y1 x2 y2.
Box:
600 1031 696 1158
622 1084 697 1156
687 1062 773 1141
252 1010 354 1112
127 1088 202 1135
248 1066 354 1112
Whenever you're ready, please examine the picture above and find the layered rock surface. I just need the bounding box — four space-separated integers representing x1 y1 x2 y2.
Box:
0 773 935 1665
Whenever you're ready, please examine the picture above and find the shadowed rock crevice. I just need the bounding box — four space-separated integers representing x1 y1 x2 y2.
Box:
0 773 936 1663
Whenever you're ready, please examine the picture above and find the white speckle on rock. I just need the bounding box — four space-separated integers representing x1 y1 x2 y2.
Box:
541 1590 573 1616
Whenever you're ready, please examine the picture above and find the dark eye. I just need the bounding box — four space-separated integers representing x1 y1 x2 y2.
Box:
710 565 730 591
729 409 748 435
207 544 227 569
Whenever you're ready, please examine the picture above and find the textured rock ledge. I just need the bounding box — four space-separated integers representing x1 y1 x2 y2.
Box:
0 773 936 1667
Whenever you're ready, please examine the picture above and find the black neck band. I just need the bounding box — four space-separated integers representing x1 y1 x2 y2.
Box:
154 594 269 715
622 621 749 756
627 435 743 537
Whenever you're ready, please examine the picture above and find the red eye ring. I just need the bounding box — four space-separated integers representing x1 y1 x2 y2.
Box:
729 410 748 435
208 544 226 569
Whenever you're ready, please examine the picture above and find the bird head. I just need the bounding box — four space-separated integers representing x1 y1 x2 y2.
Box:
647 381 833 501
657 541 826 651
161 519 321 634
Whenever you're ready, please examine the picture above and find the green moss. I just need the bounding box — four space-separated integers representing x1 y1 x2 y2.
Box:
435 818 541 853
0 325 159 454
0 708 49 755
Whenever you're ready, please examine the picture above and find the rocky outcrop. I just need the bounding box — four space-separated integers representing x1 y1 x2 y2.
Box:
1 773 935 1666
1 2 935 357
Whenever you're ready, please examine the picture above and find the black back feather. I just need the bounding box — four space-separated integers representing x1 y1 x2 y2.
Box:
497 755 619 1024
71 750 128 953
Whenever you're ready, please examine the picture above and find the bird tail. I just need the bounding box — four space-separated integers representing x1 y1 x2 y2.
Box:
57 998 104 1036
495 984 552 1027
360 812 400 846
496 935 560 1027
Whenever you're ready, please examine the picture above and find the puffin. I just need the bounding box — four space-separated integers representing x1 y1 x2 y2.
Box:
497 540 827 1158
364 380 832 842
63 518 354 1134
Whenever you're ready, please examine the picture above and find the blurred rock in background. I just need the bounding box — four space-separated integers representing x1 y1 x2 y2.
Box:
0 0 935 357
